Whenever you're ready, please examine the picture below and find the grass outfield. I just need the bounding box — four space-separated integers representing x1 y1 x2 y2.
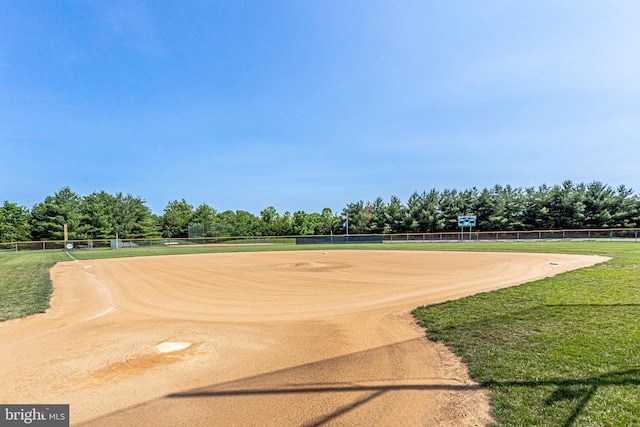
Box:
413 242 640 426
1 241 639 425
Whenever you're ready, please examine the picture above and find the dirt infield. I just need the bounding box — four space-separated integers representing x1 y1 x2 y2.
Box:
0 250 607 426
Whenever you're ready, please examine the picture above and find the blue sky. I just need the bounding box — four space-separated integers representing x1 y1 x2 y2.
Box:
2 1 639 215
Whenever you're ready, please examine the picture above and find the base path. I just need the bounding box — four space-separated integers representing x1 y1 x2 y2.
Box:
0 250 607 426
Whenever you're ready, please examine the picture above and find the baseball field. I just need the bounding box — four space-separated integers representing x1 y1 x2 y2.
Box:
0 244 617 426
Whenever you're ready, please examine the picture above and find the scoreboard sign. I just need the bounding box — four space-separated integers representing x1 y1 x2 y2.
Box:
457 216 477 227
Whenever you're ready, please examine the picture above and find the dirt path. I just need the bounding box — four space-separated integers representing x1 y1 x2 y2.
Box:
0 250 607 426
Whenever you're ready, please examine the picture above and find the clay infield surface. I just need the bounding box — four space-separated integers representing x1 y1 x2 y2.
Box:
0 250 607 426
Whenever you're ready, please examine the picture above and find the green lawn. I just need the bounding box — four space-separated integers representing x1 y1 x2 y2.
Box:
1 241 638 425
413 242 640 426
0 251 68 320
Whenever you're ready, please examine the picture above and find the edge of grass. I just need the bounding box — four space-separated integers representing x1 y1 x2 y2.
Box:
2 241 638 425
0 240 623 322
413 242 640 426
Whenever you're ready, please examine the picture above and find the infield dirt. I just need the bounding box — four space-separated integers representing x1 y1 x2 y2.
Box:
0 250 607 426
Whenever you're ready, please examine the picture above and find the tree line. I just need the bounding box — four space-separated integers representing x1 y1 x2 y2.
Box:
1 181 639 243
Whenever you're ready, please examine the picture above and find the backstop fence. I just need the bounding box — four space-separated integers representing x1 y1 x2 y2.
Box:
1 228 639 254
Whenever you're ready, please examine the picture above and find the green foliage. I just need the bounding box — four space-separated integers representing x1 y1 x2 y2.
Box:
81 191 114 239
160 199 194 238
123 195 160 238
385 195 407 233
367 197 387 233
206 209 262 237
342 201 366 234
291 210 328 235
16 188 160 242
259 206 281 236
2 181 639 244
193 203 218 223
438 188 477 231
0 201 31 242
232 210 261 236
317 208 338 235
477 185 526 231
30 187 84 240
189 203 222 238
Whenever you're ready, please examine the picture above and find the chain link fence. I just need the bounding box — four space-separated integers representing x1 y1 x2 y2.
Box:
2 228 639 254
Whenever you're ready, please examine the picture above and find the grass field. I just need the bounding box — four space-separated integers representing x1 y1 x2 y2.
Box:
1 241 638 425
413 242 640 426
0 251 68 321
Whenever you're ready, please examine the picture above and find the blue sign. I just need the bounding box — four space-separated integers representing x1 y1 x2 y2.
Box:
457 216 477 227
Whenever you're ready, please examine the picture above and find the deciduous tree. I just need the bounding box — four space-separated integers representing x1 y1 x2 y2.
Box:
0 201 31 242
